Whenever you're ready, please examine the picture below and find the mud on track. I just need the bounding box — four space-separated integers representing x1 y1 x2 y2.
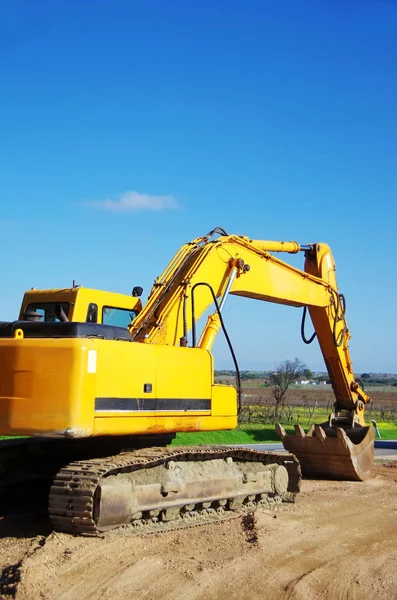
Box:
0 462 396 600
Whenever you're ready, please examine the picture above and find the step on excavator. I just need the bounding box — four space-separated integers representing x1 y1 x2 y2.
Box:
0 228 374 534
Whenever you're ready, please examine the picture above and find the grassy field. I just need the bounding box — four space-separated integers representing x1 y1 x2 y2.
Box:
169 383 397 446
171 421 397 446
239 385 397 423
2 422 396 447
170 425 295 447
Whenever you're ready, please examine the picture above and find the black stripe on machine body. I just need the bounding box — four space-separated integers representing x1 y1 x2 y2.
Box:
95 397 211 412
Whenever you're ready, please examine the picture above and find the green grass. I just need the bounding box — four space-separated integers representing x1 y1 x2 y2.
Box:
171 421 397 446
1 423 396 446
171 424 298 446
372 423 397 439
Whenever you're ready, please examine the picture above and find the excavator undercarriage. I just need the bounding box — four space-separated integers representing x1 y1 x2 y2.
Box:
49 447 301 535
0 439 301 535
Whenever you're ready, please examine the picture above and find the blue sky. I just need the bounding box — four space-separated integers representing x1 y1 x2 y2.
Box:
1 0 396 373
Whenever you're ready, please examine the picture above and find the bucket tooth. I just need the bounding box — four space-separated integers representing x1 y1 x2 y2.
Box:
276 423 286 439
314 425 327 442
294 425 306 438
336 427 350 450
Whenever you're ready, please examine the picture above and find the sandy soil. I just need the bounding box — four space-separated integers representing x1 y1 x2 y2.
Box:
0 462 396 600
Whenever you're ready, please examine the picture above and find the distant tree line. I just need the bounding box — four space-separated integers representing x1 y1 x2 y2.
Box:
215 369 397 387
215 368 317 382
360 373 397 386
214 370 269 380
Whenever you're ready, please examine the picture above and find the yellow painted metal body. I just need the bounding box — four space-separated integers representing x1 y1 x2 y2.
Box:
0 230 369 439
0 336 236 437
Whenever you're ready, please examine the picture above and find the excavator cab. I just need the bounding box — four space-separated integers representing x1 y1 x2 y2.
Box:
18 285 143 325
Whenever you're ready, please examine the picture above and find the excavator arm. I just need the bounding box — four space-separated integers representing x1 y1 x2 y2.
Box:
129 228 374 480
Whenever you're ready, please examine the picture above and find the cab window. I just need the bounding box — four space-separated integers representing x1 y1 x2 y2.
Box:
102 307 137 328
86 303 98 323
25 302 70 322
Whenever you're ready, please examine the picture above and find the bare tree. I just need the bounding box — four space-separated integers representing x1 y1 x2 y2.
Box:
269 358 307 420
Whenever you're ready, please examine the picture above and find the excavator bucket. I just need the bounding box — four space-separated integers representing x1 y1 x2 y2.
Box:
276 422 374 481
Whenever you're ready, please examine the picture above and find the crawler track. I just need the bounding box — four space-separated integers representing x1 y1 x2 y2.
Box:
49 446 301 535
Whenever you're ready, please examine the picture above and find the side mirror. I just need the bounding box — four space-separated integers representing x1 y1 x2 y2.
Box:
132 286 143 297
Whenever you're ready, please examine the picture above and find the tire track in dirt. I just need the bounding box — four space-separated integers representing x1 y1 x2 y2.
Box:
2 463 396 600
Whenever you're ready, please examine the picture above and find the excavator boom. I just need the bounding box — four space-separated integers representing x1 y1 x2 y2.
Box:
128 228 373 480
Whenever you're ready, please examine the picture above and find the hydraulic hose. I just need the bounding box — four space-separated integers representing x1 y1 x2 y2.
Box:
332 292 347 348
301 306 316 344
191 282 242 414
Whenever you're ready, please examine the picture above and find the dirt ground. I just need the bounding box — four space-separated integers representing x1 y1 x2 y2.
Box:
0 461 396 600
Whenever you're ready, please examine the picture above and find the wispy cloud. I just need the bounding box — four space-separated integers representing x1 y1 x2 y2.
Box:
88 190 179 212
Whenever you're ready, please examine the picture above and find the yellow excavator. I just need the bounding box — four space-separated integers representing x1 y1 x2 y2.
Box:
0 227 374 534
